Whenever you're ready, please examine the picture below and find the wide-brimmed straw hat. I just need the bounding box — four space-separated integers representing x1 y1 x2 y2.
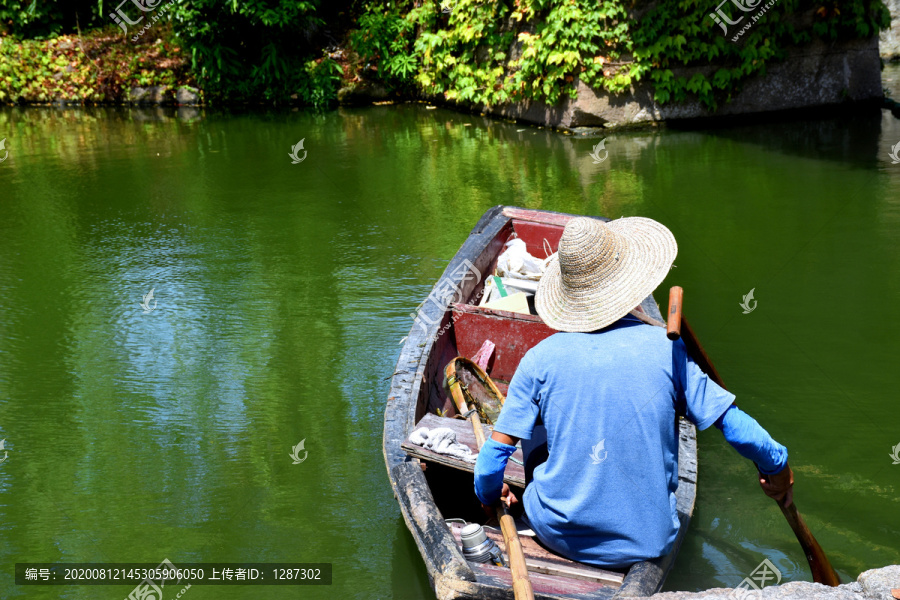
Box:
535 217 677 332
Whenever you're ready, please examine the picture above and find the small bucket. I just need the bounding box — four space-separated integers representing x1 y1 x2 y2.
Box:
460 523 505 567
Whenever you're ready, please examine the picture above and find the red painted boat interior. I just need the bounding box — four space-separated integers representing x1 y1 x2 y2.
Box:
419 218 566 419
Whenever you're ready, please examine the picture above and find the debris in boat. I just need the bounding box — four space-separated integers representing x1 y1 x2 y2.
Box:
409 427 477 463
483 291 530 314
496 238 549 281
499 277 538 296
471 340 495 371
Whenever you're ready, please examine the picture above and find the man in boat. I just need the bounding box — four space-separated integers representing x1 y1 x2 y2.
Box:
473 216 793 570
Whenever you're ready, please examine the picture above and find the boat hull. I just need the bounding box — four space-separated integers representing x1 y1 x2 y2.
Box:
383 206 697 599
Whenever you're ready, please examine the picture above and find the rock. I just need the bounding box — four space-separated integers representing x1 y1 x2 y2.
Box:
858 565 900 599
645 566 899 600
460 37 882 129
337 80 390 105
881 0 900 59
175 86 201 105
129 86 172 104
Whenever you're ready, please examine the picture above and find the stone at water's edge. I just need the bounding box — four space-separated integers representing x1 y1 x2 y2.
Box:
175 87 201 106
127 86 202 106
881 0 900 59
448 37 882 129
129 86 172 105
648 566 900 600
337 80 391 105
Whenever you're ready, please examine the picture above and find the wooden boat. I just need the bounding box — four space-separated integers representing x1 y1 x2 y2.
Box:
383 206 698 600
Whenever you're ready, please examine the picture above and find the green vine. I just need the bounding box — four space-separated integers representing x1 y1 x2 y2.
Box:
351 0 891 111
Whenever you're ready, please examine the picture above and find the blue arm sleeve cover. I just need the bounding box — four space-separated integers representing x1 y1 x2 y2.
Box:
474 437 517 505
715 405 788 475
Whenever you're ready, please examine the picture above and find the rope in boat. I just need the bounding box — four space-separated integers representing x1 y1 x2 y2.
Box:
409 427 477 463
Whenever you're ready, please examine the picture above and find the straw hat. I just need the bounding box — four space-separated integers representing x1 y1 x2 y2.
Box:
535 217 677 332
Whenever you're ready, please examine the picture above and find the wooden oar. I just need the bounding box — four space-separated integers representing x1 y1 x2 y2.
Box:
446 364 535 600
667 285 683 340
667 286 841 586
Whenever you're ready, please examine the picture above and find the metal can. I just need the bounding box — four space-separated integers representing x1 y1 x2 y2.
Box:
460 523 506 567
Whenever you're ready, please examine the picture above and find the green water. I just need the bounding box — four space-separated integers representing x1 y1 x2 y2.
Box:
0 102 898 599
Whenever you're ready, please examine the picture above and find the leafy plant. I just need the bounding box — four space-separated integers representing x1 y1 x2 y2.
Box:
357 0 891 110
349 3 419 90
0 25 194 104
0 0 105 39
164 0 353 106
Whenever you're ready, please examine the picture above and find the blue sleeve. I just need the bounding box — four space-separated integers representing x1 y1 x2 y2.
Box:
474 437 517 505
493 351 541 440
673 339 735 431
715 405 788 474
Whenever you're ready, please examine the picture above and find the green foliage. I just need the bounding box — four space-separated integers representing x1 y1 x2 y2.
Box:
0 0 105 39
0 25 193 104
158 0 357 106
1 0 351 108
295 56 345 109
349 3 418 90
165 0 327 104
354 0 890 110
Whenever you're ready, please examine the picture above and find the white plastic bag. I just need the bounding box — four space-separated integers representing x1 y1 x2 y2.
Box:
496 238 548 281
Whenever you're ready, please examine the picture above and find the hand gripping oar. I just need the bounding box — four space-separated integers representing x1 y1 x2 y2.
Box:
446 358 535 600
666 286 841 586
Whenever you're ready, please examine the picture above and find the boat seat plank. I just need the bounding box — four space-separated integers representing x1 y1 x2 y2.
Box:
472 563 616 599
448 523 624 587
401 413 526 487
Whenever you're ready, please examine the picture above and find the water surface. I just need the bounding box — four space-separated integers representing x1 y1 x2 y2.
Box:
0 101 898 598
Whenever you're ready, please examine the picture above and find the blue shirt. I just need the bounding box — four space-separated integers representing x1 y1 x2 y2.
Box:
493 317 735 569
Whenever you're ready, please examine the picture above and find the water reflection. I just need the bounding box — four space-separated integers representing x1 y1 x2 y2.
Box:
0 99 898 598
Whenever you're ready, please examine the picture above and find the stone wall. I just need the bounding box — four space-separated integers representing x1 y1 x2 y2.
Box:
882 0 900 59
453 37 882 129
648 566 899 600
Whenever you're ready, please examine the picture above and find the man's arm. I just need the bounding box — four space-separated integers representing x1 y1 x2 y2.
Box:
474 350 540 508
474 431 520 507
715 404 794 506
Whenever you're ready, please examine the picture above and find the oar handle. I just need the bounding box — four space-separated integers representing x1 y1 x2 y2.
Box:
470 408 535 600
667 286 683 340
497 505 534 600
